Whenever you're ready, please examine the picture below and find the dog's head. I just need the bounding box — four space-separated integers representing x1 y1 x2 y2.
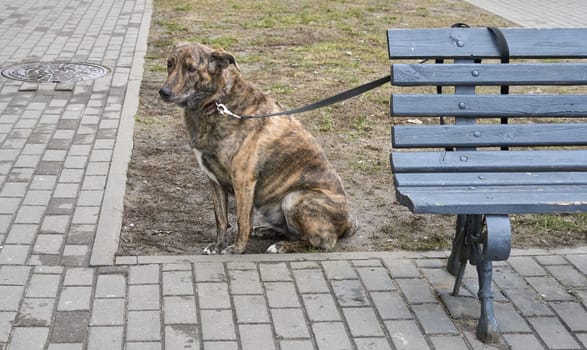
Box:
159 42 238 109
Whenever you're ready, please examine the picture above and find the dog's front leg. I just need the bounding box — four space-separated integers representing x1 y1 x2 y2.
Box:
222 180 255 254
204 180 229 255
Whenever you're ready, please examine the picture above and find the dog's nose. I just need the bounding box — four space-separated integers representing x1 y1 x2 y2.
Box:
159 86 172 99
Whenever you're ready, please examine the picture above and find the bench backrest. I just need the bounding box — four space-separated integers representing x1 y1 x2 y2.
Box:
388 28 587 151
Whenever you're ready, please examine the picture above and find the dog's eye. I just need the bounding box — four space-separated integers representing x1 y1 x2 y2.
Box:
167 60 173 69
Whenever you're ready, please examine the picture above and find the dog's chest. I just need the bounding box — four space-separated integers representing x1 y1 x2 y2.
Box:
193 149 220 184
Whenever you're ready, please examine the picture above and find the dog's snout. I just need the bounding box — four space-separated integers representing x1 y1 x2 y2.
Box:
159 86 172 99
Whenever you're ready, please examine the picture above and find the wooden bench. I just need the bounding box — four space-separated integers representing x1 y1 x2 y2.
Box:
387 27 587 342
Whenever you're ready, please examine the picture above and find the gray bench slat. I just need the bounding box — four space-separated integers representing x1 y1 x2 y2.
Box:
392 124 587 148
387 28 587 59
394 172 587 187
395 185 587 214
391 94 587 118
391 63 587 86
391 150 587 173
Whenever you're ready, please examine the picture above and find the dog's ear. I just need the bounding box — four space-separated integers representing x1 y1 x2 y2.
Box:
208 50 240 74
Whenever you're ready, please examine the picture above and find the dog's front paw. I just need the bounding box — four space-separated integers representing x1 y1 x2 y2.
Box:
203 243 218 255
221 244 245 255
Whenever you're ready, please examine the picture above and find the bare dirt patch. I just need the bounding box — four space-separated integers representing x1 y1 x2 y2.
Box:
118 0 586 256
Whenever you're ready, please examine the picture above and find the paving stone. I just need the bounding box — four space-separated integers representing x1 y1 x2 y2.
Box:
566 254 587 274
228 269 262 294
126 343 161 350
27 274 61 298
508 256 547 276
128 284 160 310
239 324 275 350
163 270 194 296
14 205 44 224
265 282 300 308
46 198 76 215
331 279 370 307
493 302 531 332
53 184 79 198
61 245 90 266
162 263 192 271
551 301 587 332
492 266 530 290
9 327 49 350
529 316 580 349
233 295 270 323
51 311 89 343
129 264 160 284
194 262 226 282
41 215 71 234
290 261 320 269
0 266 31 285
90 298 125 326
87 326 123 350
303 293 342 322
57 286 92 311
77 190 104 206
385 320 431 350
312 322 353 350
165 324 199 350
30 175 57 190
201 310 236 341
354 338 392 350
429 335 468 350
412 303 458 335
58 169 84 183
396 278 437 304
0 244 30 265
33 234 64 255
259 262 292 281
202 341 238 350
197 283 231 309
95 274 126 298
439 292 480 319
357 266 395 291
127 311 161 342
505 288 554 317
370 291 412 320
0 312 15 342
502 334 545 350
67 224 95 244
526 276 574 301
23 190 52 206
0 285 24 311
0 197 21 215
72 206 99 224
271 308 310 339
343 307 385 337
321 260 357 280
544 264 587 288
293 268 330 293
164 296 198 324
535 254 567 265
279 340 315 350
16 298 55 326
0 182 27 197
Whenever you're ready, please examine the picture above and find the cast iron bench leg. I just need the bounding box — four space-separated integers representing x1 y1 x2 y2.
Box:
476 258 499 342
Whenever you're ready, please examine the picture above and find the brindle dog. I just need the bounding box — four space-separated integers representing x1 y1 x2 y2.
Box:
159 42 355 254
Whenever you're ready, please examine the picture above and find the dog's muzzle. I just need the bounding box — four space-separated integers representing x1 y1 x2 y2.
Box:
159 86 172 101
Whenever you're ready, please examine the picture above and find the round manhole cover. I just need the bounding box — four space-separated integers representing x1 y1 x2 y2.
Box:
1 62 110 83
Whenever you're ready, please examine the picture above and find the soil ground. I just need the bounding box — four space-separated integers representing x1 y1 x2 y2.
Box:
118 0 586 256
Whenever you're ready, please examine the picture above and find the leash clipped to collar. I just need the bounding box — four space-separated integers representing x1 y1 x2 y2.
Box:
216 74 391 120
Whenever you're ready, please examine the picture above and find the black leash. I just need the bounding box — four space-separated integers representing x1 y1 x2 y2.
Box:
216 74 390 120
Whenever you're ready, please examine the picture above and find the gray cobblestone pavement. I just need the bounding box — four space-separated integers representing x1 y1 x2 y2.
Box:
0 0 586 349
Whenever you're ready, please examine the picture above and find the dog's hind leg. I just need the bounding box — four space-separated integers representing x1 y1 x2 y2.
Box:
276 190 349 252
204 180 229 255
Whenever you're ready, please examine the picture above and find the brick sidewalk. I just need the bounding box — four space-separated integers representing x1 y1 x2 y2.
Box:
1 249 586 349
0 0 586 349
